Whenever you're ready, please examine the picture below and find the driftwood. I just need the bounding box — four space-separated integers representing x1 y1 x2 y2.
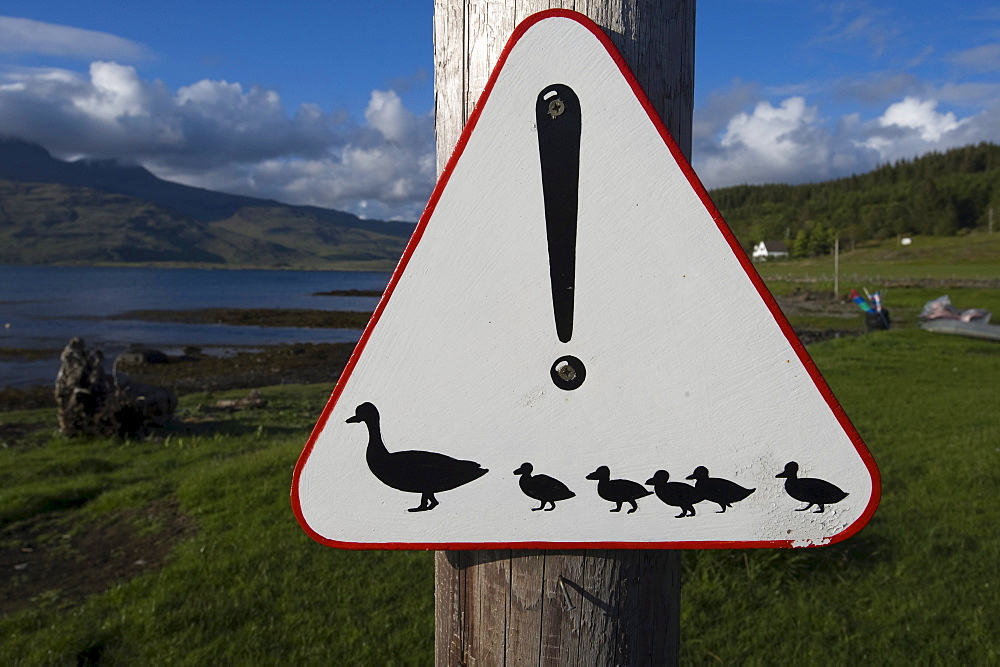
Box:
214 389 267 411
54 337 177 438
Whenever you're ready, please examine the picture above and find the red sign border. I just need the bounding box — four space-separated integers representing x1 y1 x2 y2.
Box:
291 8 881 551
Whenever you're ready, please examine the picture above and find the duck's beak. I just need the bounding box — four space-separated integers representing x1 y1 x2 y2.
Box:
345 413 361 424
645 477 655 485
684 473 695 480
775 471 788 478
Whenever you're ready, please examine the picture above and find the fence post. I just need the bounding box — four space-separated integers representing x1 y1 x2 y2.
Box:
433 1 695 664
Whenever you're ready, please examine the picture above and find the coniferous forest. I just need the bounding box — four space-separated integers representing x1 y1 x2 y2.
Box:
710 142 1000 257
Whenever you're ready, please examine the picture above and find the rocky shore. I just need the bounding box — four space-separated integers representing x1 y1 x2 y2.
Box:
1 292 865 412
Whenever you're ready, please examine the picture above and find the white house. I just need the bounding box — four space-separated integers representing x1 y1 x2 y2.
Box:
751 240 790 262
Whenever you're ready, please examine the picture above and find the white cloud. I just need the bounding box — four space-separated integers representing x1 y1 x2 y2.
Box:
0 16 150 61
365 90 418 144
692 88 998 189
720 97 820 160
875 96 966 142
0 62 435 220
2 45 997 220
695 97 852 186
72 62 150 120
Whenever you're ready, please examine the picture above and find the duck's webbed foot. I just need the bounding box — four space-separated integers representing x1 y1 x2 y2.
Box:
626 501 639 514
408 493 439 512
795 503 814 512
544 503 556 511
716 504 728 513
610 503 623 512
813 505 825 513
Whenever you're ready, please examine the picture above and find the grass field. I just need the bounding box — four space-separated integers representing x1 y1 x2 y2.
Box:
756 231 1000 285
1 238 998 664
0 386 435 664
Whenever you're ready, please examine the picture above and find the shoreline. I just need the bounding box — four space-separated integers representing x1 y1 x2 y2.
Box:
1 342 358 412
0 327 860 411
108 308 374 329
0 261 399 272
1 292 866 410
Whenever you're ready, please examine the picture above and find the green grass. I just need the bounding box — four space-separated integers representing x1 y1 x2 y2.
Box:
681 329 1000 664
756 231 1000 284
756 232 1000 329
0 386 434 665
3 335 997 664
1 239 999 663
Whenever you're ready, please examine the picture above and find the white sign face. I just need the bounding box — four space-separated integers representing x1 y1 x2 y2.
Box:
292 9 880 550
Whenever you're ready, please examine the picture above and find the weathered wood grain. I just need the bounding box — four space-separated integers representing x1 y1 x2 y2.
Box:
434 0 694 174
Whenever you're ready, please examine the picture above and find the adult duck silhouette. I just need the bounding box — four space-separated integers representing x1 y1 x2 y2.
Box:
345 402 488 512
513 463 575 511
776 461 848 513
685 466 755 513
586 466 652 513
645 470 703 518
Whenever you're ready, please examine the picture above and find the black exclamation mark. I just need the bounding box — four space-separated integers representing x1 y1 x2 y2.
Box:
537 84 585 391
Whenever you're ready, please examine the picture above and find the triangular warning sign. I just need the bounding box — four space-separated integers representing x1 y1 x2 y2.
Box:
292 10 879 550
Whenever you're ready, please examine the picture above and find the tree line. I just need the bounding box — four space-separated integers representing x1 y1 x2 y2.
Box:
710 142 1000 257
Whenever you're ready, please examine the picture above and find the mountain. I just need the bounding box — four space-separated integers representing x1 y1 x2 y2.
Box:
0 137 415 269
711 142 1000 256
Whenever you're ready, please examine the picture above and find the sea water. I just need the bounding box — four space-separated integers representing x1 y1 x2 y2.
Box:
0 265 390 388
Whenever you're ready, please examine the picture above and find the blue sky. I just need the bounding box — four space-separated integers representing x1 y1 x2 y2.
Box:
1 1 998 220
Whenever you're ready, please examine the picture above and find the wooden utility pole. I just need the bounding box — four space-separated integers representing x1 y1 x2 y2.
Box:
432 2 695 664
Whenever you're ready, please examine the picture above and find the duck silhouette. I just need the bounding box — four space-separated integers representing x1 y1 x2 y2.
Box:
776 461 848 513
685 466 755 513
645 470 703 518
513 463 575 511
345 402 488 512
585 466 652 513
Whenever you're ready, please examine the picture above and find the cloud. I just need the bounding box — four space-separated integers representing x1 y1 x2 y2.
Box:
385 68 431 95
162 90 436 221
946 43 1000 73
695 96 855 186
0 16 150 61
811 3 897 60
834 72 923 106
0 62 435 220
875 97 966 141
692 87 999 189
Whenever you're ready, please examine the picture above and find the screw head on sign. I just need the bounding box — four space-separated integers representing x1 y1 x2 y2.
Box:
548 98 565 118
550 355 586 390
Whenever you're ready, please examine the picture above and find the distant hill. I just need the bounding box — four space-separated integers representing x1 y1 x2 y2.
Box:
6 137 995 268
0 137 415 269
711 142 1000 257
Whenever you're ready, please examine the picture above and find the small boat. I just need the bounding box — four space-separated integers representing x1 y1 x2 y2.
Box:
919 296 998 341
920 319 1000 342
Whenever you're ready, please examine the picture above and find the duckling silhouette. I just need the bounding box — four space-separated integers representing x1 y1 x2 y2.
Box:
776 461 848 513
685 466 755 513
645 470 703 518
345 402 488 512
513 463 575 511
585 466 652 513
